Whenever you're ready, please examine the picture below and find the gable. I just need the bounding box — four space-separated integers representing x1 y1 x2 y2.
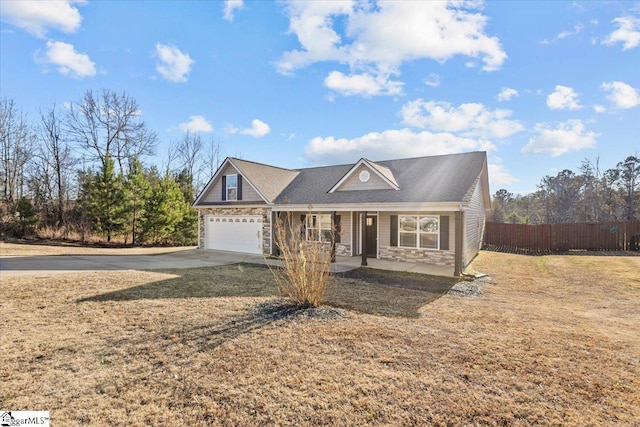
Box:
329 158 400 193
336 163 395 191
195 163 264 205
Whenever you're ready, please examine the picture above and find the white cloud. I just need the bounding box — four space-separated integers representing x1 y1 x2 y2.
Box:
0 0 84 38
36 40 96 78
497 87 518 102
276 1 506 97
155 43 194 83
223 0 243 22
179 115 213 133
239 119 271 138
540 23 585 44
305 128 495 165
558 23 584 39
324 71 403 97
593 104 606 113
424 73 440 88
488 160 519 186
602 81 639 109
602 16 640 50
400 99 523 139
546 85 581 110
522 119 597 157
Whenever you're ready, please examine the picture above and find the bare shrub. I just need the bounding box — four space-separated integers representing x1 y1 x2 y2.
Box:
269 212 333 307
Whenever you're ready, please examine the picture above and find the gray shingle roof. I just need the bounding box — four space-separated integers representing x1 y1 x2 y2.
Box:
364 160 399 188
275 151 487 205
230 158 299 203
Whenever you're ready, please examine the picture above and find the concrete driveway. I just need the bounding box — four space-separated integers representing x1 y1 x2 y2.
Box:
0 249 269 278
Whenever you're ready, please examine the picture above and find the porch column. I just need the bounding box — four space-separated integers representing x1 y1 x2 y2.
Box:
454 211 464 276
331 211 337 262
271 211 280 257
361 211 367 266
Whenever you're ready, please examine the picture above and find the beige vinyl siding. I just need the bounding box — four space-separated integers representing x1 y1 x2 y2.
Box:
447 215 455 253
200 164 264 203
463 179 487 267
337 164 394 191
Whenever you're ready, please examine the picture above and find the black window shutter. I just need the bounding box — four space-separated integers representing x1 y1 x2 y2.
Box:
273 212 281 256
390 215 398 247
237 175 243 200
221 175 227 201
440 215 449 250
334 215 341 243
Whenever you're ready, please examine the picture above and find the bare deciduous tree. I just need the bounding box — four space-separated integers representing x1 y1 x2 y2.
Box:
65 89 157 174
37 104 74 226
176 131 204 192
205 138 223 179
0 97 35 205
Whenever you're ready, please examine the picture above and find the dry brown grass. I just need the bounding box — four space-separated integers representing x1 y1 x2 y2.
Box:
1 251 639 426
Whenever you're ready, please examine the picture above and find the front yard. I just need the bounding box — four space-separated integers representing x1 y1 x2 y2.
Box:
1 248 639 425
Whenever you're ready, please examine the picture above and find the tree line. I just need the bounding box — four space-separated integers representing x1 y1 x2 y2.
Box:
0 90 223 245
490 155 640 224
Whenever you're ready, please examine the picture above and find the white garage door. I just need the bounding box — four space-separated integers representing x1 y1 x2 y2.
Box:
205 215 263 254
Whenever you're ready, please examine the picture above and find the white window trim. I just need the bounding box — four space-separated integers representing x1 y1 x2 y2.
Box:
398 215 440 250
305 214 332 242
226 174 237 201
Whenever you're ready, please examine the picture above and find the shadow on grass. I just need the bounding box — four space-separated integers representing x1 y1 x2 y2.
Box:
78 263 458 318
78 263 279 302
328 268 459 318
99 299 308 360
163 299 307 352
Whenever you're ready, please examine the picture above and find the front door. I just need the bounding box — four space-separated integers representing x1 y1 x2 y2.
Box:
365 215 377 257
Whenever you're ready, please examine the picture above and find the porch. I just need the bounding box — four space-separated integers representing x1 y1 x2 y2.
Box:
331 255 455 277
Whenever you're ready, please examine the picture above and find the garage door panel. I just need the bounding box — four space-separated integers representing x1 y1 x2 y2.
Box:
205 215 263 254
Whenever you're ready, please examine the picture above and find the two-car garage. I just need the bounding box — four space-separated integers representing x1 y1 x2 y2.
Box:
204 215 264 254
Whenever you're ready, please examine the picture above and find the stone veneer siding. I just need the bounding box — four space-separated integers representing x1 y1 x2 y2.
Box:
198 207 271 254
379 246 455 266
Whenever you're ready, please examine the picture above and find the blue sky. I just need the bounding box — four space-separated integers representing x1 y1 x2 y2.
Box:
1 0 638 195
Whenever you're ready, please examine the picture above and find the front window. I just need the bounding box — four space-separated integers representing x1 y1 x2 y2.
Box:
226 174 237 201
306 214 332 242
399 215 439 249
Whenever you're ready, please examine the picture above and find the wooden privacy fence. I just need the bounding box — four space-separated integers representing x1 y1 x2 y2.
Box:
484 220 640 252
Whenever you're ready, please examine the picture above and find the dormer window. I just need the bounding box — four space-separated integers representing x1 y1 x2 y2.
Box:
225 174 237 201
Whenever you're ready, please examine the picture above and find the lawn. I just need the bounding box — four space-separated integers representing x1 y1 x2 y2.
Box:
1 246 639 426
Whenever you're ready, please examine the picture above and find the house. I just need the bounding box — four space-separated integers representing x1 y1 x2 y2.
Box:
193 151 491 276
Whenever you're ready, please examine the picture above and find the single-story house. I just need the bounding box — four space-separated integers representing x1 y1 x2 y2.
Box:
193 151 490 276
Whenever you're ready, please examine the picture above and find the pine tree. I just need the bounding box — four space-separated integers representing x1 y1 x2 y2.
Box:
86 155 126 242
124 158 151 245
142 173 185 245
